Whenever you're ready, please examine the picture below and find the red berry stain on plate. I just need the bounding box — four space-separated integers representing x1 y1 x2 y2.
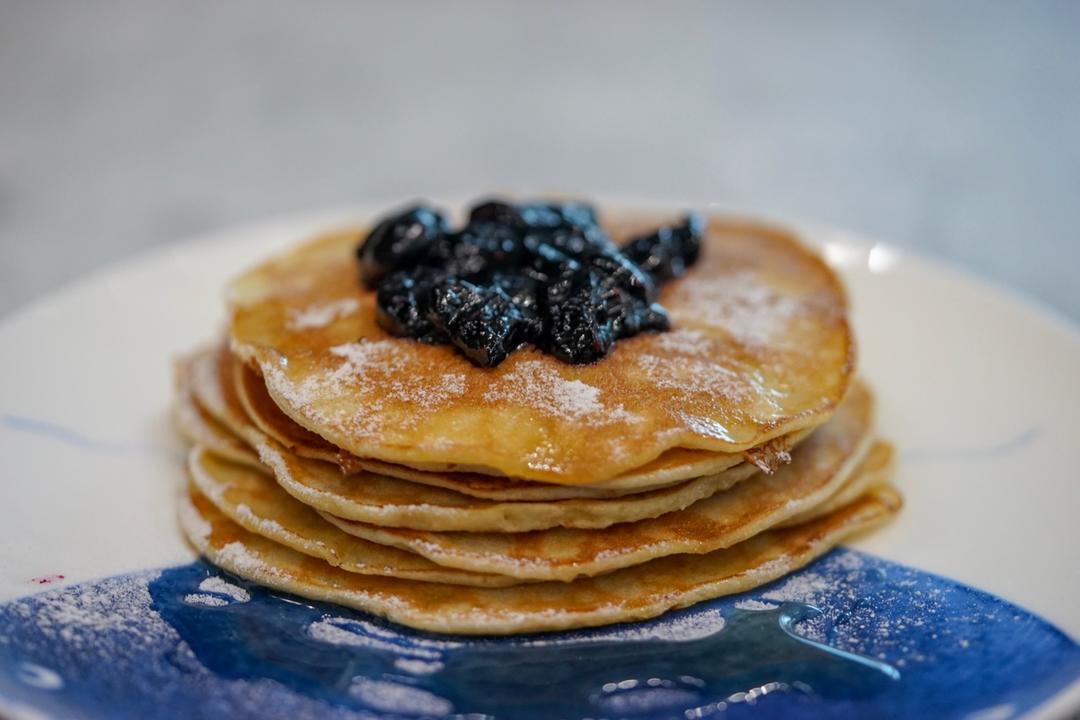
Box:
30 574 65 585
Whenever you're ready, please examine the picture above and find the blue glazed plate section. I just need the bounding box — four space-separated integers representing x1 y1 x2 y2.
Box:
0 548 1078 720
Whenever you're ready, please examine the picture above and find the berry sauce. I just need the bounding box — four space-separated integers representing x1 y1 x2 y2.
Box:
356 199 703 367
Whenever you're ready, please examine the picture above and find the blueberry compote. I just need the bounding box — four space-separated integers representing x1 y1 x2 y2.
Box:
357 199 703 367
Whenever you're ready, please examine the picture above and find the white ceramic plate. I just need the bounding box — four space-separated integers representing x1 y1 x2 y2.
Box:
1 205 1078 719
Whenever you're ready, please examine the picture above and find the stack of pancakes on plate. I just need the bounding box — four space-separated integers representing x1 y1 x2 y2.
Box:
173 210 901 634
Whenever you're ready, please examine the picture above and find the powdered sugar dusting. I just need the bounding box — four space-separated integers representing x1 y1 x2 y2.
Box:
483 360 641 425
636 353 751 402
308 617 430 654
308 604 725 653
522 439 565 474
287 298 360 330
198 577 251 603
232 502 288 539
349 677 454 715
522 607 726 646
734 599 780 611
308 616 462 657
655 327 711 356
0 569 404 718
262 340 468 438
215 541 287 582
435 372 467 398
327 340 405 369
182 593 228 607
736 549 1017 671
761 568 835 605
671 270 802 347
4 571 167 653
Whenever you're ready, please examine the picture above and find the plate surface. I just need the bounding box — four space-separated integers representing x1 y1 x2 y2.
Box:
1 206 1078 718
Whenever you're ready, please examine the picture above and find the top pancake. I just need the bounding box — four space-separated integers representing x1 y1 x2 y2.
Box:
228 212 853 484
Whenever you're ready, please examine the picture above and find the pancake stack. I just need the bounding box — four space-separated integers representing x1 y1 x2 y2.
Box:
173 210 901 635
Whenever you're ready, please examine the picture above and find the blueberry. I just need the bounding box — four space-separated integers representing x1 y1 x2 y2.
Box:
545 294 615 364
521 234 582 284
469 199 601 235
623 212 705 283
374 270 444 343
679 212 705 266
491 273 542 342
467 199 525 228
427 279 528 367
553 202 600 234
358 205 448 287
542 267 616 363
638 302 672 332
435 222 525 278
588 250 657 302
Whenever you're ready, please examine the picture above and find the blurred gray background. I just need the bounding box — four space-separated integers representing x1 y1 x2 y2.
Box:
1 0 1078 321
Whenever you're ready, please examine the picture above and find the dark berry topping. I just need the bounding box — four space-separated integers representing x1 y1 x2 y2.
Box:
374 270 442 343
357 205 448 287
622 212 705 283
357 198 703 367
428 280 529 367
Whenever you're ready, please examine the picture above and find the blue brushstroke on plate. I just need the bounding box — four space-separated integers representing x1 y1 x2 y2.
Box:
900 425 1042 465
0 414 137 453
0 549 1077 719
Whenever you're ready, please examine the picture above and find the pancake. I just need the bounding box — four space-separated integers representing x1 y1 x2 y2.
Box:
259 432 760 532
227 213 853 485
188 345 265 451
778 440 895 528
321 385 877 581
231 351 359 469
173 355 261 469
186 449 526 588
231 345 809 498
182 349 768 532
180 483 901 635
232 351 676 500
